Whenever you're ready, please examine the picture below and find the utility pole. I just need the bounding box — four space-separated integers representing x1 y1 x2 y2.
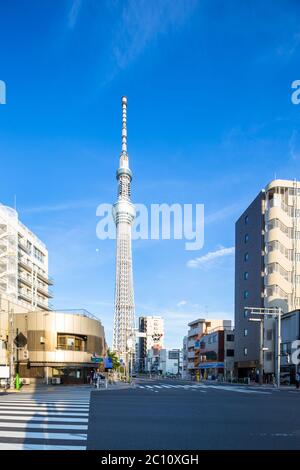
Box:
8 303 15 389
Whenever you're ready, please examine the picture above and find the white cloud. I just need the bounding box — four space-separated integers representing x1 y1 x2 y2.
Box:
68 0 82 29
112 0 196 70
20 199 96 214
187 246 235 269
205 204 242 225
177 300 187 307
289 130 300 160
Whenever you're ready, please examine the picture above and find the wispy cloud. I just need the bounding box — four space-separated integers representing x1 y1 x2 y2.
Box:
68 0 83 29
289 130 300 160
187 246 235 269
112 0 197 71
20 199 97 215
177 300 187 307
206 203 242 225
276 32 300 60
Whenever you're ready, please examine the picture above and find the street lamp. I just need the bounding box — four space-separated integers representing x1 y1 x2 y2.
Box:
245 307 282 388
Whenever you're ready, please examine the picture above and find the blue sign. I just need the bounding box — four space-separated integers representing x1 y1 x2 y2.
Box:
198 362 224 369
104 358 113 369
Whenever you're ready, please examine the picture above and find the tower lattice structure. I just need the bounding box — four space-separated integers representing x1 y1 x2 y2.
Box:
112 96 136 362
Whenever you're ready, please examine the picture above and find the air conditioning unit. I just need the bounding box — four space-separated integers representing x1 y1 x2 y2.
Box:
51 377 61 385
21 378 31 385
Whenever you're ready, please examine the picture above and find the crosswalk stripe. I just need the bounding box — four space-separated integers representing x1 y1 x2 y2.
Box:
0 415 88 422
0 410 88 416
0 405 89 411
0 389 91 449
0 390 90 450
0 430 87 440
0 443 86 450
0 422 87 430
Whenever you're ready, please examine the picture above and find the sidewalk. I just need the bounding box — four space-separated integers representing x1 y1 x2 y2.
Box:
92 380 136 392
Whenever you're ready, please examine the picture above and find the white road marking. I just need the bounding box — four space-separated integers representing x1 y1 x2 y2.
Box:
0 422 87 430
0 443 86 450
0 430 87 440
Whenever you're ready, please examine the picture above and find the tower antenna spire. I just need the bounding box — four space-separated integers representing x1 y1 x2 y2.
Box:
121 96 128 155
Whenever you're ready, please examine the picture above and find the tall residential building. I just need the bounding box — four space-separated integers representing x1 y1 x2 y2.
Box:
0 205 53 311
112 97 136 362
235 179 300 378
187 318 231 378
138 315 164 371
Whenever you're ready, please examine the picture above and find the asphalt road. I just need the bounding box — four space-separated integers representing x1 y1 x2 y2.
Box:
87 379 300 450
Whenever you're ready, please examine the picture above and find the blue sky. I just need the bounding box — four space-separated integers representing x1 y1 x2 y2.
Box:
0 0 300 348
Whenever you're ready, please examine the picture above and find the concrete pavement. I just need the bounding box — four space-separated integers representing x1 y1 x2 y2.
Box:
87 379 300 450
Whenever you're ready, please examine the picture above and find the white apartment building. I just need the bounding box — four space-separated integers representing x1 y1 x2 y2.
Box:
145 348 182 376
138 316 164 371
0 205 53 311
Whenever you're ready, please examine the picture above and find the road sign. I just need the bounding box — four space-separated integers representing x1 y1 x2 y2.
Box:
91 357 103 363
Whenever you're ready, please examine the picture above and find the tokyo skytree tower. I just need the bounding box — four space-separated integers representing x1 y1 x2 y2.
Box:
112 96 136 361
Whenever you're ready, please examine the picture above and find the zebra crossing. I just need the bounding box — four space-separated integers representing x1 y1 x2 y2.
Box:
0 388 91 450
136 383 273 395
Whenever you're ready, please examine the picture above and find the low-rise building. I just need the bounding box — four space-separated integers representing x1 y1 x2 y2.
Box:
145 347 182 376
0 297 107 385
197 325 235 380
187 318 232 378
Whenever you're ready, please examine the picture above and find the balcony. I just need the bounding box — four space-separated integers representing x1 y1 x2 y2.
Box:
19 258 32 273
36 271 54 286
18 290 32 303
37 285 53 298
187 362 195 369
18 274 32 288
18 240 31 255
37 299 51 311
188 326 201 337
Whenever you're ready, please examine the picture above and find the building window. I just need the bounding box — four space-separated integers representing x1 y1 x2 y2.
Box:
57 334 87 352
244 290 249 299
244 234 249 243
244 347 248 356
245 215 249 224
226 349 234 357
244 271 249 280
266 352 273 362
266 329 273 341
244 329 248 336
244 252 249 262
227 334 234 342
244 309 248 318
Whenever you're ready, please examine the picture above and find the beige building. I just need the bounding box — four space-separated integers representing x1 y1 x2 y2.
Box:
0 294 106 384
0 205 53 311
235 179 300 379
186 318 232 377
